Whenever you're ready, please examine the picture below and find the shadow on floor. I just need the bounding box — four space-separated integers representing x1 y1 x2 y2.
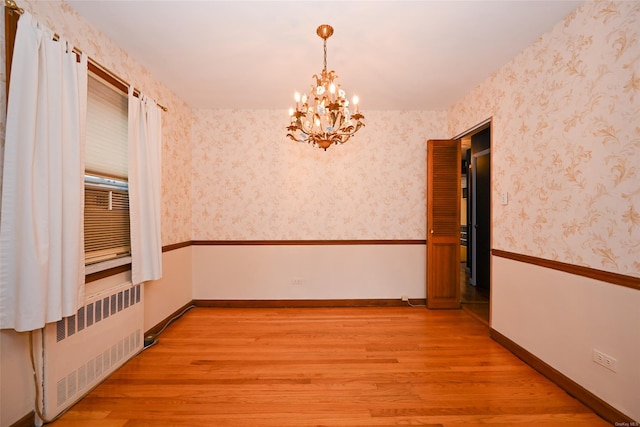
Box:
460 264 489 326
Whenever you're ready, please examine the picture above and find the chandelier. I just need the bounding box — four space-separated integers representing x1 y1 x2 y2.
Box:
287 24 365 151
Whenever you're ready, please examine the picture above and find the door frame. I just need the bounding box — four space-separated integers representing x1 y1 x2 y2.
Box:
452 118 492 312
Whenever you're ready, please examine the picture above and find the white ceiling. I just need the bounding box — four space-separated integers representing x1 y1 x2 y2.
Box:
64 0 582 111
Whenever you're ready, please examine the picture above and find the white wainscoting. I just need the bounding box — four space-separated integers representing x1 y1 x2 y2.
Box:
492 255 640 422
192 244 426 301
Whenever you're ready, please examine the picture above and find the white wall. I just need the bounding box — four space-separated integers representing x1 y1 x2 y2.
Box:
0 331 33 426
193 245 425 301
144 247 193 331
492 256 640 421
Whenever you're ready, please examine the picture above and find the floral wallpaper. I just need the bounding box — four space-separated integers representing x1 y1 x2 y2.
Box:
2 0 193 246
449 1 640 277
191 109 446 240
3 0 638 278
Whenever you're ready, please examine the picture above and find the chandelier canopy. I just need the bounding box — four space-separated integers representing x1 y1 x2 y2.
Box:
287 24 365 151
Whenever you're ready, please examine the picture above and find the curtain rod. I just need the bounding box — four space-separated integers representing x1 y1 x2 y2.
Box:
4 0 168 112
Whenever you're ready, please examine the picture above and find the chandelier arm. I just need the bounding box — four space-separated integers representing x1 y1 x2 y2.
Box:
287 133 305 143
330 111 337 130
300 120 314 135
336 110 350 131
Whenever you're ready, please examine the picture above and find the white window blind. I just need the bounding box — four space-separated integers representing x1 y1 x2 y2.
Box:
85 73 130 266
86 72 128 179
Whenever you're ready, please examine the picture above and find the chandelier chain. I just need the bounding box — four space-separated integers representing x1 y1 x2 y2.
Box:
323 39 327 71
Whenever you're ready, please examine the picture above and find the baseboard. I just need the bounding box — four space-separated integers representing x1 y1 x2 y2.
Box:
144 301 195 337
490 328 636 425
9 411 34 427
193 298 427 308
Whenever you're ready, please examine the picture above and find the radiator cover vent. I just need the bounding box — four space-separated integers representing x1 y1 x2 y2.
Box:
42 282 143 420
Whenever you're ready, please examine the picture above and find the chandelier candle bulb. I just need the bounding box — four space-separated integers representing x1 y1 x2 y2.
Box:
286 24 365 151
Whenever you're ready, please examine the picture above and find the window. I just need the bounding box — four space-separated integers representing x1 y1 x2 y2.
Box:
84 73 130 270
4 9 143 279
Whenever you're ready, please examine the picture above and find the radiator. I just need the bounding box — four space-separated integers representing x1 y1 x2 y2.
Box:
40 281 144 420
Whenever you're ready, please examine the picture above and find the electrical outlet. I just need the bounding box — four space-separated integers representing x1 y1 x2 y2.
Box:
401 295 409 301
593 349 617 372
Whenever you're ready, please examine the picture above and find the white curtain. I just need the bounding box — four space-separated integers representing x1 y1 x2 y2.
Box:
0 13 87 332
128 88 162 285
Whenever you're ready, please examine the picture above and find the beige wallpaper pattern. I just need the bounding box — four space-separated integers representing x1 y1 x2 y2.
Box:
449 1 640 277
8 0 194 246
3 1 638 277
191 109 447 240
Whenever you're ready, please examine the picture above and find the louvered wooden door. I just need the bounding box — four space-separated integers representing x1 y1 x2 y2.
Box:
426 139 461 309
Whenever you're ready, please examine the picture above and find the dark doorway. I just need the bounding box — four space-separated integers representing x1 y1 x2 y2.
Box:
471 128 491 290
459 123 491 324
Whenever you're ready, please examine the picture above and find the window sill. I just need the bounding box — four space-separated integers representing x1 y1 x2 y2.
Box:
85 256 131 283
86 256 131 275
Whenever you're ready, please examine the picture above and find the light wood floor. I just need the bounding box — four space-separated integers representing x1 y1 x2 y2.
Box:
50 307 608 426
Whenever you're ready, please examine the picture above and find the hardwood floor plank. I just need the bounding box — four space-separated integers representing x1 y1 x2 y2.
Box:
49 307 609 426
